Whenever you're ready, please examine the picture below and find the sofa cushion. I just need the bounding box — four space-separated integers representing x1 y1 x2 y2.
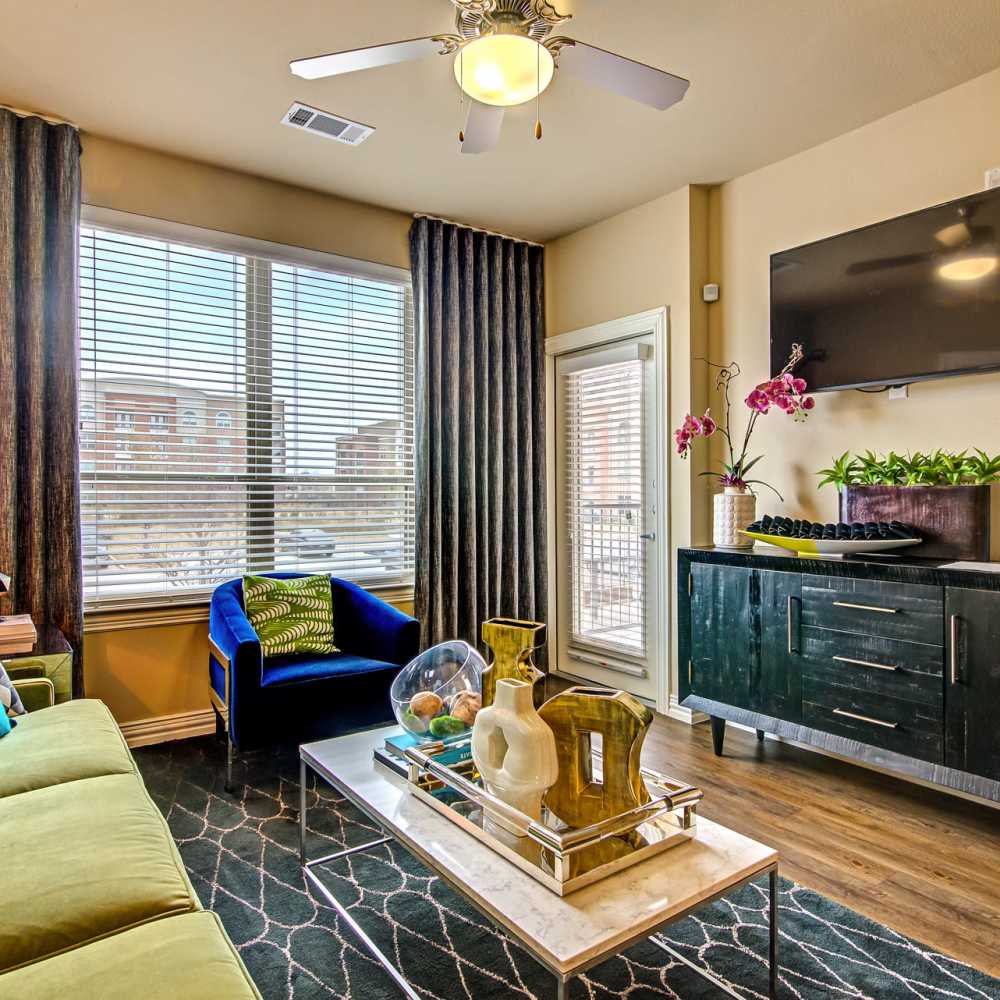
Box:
0 699 135 799
0 772 199 973
0 911 261 999
261 651 399 688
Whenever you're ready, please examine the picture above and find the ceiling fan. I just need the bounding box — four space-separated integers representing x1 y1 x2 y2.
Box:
846 203 999 282
290 0 690 154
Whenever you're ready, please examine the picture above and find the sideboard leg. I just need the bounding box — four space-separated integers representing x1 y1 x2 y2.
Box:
710 716 726 756
756 729 766 742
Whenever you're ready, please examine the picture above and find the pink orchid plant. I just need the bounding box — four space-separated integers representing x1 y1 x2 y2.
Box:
674 344 812 499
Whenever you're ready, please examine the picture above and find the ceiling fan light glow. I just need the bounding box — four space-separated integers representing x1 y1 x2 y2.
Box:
455 34 554 107
937 255 999 282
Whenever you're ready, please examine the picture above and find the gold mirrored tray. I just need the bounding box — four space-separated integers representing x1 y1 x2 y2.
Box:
374 738 703 895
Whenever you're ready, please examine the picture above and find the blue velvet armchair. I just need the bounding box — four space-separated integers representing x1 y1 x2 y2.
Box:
209 573 419 790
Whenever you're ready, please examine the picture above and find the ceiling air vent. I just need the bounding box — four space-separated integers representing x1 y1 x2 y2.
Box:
281 102 374 146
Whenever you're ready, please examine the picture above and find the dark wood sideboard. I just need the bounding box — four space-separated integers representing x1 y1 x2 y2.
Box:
678 546 1000 803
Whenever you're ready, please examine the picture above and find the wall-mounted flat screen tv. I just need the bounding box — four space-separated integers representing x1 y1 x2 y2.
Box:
770 186 1000 391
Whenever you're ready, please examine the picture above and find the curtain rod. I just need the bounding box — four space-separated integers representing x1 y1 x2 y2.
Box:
1 104 78 128
413 213 543 248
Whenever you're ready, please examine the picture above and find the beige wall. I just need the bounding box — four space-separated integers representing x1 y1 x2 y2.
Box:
711 67 1000 553
85 618 211 725
545 65 1000 703
79 134 414 726
81 134 411 270
546 185 713 700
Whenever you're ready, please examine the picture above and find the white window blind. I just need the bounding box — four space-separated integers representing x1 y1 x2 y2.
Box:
80 223 414 607
559 348 647 657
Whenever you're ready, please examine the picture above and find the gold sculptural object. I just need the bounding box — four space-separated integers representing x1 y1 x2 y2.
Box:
480 618 546 708
538 686 654 829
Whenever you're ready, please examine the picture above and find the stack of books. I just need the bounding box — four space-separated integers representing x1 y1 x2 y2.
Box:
0 615 37 656
374 729 474 779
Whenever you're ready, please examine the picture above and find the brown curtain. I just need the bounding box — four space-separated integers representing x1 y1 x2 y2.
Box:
0 110 83 695
409 217 547 652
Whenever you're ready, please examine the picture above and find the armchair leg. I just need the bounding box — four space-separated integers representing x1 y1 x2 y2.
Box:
225 736 235 795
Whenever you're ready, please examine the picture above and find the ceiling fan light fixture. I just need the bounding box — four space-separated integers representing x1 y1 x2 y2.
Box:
455 33 554 107
937 254 999 282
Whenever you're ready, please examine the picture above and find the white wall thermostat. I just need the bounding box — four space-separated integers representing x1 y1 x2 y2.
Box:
986 168 1000 191
702 283 720 303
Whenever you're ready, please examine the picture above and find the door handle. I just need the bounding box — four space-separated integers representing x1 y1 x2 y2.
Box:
950 613 961 686
639 532 656 541
786 594 799 654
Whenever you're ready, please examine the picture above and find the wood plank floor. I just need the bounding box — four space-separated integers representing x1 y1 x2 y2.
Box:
640 715 1000 976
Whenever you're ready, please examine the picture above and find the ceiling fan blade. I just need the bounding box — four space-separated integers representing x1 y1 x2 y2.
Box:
291 37 449 80
846 252 935 276
461 101 504 155
935 221 972 248
552 39 689 110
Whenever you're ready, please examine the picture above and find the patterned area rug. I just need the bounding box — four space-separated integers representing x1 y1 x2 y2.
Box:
135 736 1000 1000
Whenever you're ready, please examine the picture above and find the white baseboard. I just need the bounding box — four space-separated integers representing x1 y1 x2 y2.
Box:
665 695 708 726
120 707 217 748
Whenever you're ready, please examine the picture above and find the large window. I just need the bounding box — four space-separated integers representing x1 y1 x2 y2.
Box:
80 217 415 606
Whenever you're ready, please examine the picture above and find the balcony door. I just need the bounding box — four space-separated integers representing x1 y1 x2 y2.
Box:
553 331 660 702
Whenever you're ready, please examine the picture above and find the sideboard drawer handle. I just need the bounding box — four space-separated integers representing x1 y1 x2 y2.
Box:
832 600 898 614
833 708 898 729
832 655 899 673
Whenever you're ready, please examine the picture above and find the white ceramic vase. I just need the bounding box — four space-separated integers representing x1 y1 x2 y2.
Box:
713 486 756 548
471 678 558 836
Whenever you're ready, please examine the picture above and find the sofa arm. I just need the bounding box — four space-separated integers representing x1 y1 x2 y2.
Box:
332 580 419 667
5 667 54 712
209 583 263 703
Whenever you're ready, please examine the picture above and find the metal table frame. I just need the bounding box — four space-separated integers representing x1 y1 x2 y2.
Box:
299 751 779 1000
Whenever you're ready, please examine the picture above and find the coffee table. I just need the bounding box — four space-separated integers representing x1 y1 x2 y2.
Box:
300 727 779 1000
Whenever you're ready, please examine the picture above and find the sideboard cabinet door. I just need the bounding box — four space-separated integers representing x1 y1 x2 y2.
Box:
753 570 803 723
945 588 1000 782
689 563 752 709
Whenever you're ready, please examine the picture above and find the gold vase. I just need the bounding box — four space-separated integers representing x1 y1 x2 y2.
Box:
480 618 546 708
538 686 653 828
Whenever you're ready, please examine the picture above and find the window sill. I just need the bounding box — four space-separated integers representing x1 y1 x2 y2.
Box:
84 584 416 634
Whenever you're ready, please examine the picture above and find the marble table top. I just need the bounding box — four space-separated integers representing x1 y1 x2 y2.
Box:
302 726 778 977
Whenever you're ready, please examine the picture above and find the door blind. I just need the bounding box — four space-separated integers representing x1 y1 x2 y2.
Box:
80 224 414 607
559 350 647 657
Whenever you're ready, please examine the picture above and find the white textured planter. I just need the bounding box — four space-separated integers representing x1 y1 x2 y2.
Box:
471 678 558 836
713 486 756 548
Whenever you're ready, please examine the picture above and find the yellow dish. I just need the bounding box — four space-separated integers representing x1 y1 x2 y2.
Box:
739 531 922 556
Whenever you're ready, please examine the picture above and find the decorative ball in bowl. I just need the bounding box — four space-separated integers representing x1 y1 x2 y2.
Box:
390 640 486 742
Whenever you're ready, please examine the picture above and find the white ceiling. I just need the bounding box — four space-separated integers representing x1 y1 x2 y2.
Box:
3 0 1000 242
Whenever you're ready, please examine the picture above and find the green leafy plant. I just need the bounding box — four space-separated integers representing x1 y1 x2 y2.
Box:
817 449 1000 490
858 450 898 485
817 452 858 491
965 449 1000 485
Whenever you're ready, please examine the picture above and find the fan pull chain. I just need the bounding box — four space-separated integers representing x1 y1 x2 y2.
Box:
535 42 543 140
458 49 465 144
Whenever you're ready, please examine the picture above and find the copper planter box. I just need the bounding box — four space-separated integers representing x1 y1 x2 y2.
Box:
840 485 990 560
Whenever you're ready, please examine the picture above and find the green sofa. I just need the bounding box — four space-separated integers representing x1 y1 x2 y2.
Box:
0 699 261 999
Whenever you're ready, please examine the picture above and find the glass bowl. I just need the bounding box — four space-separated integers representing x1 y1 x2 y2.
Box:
390 640 486 742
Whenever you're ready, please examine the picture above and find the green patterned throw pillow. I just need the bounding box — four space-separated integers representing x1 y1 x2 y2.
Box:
243 575 338 657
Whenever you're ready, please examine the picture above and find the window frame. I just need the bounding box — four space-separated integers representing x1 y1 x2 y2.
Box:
80 206 415 612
